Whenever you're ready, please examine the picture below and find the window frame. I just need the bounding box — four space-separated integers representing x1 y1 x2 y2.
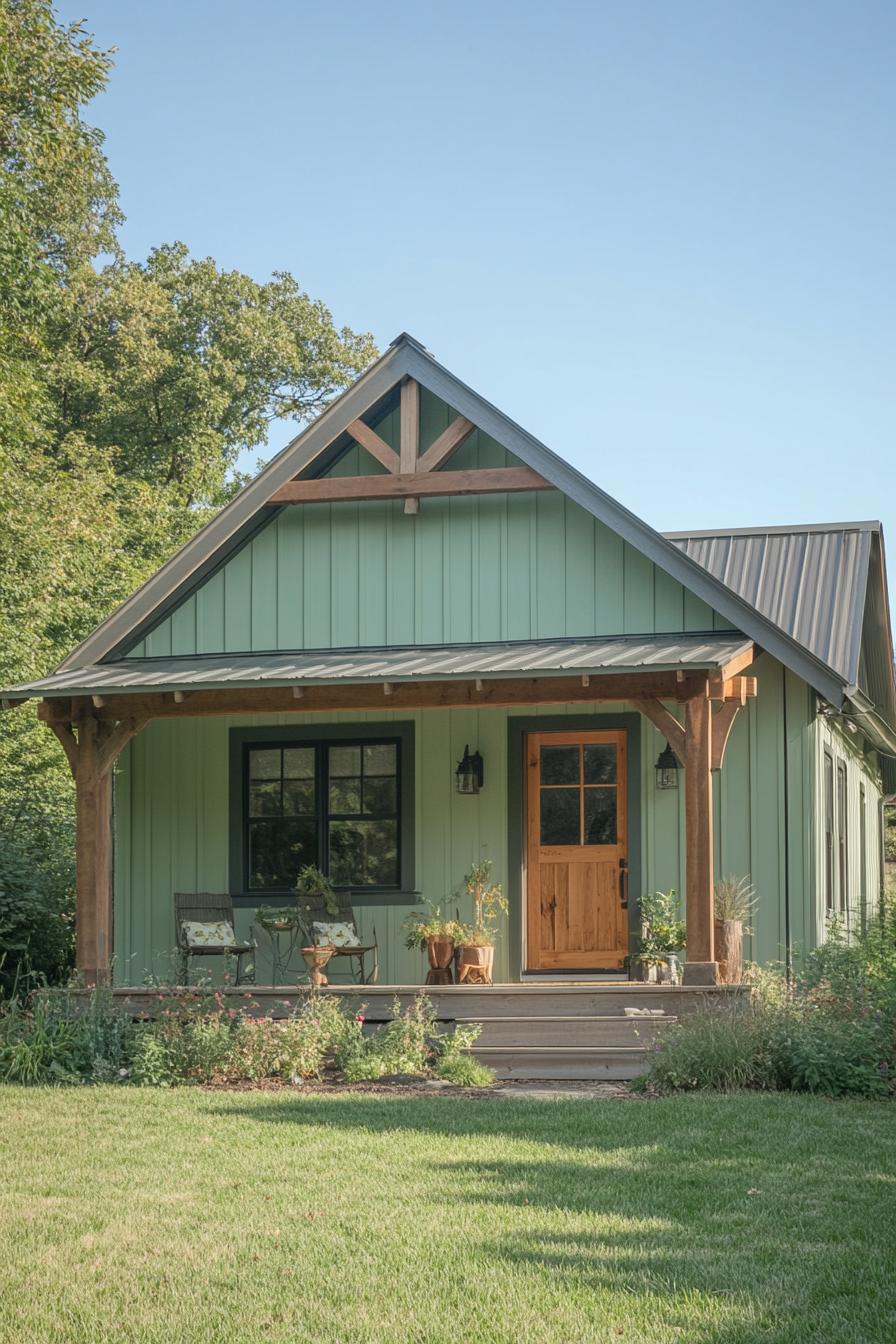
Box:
823 750 835 913
836 758 848 917
228 722 415 903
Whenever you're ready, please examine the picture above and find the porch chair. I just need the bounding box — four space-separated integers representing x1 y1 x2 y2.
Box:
174 892 256 987
297 891 378 985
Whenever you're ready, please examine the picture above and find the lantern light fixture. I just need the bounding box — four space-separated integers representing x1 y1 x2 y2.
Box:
455 744 484 795
655 741 680 790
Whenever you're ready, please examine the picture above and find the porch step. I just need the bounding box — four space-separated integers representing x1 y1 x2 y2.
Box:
458 1013 676 1049
472 1045 649 1082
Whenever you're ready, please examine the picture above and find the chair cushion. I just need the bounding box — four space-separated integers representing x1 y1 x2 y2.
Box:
312 920 360 948
182 919 238 949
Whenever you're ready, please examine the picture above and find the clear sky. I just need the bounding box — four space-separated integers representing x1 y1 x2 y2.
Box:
59 0 896 586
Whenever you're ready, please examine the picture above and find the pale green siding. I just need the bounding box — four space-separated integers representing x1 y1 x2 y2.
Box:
126 388 733 658
811 712 884 942
112 653 817 984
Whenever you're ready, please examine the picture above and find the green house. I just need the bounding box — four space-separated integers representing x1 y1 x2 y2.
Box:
5 334 895 990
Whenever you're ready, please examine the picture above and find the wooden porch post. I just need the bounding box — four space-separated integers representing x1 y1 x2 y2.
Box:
73 709 113 986
40 701 147 987
683 692 717 984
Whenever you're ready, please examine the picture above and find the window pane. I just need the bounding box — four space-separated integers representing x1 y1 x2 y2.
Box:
364 743 396 776
282 779 315 816
249 748 281 781
329 745 361 778
248 819 317 889
249 780 281 817
584 744 616 785
540 787 580 845
283 747 314 779
329 819 398 887
540 746 579 786
585 788 616 845
363 777 397 817
330 778 362 814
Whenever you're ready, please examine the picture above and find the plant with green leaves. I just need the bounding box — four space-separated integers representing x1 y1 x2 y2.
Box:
295 865 340 919
402 901 462 951
714 876 758 926
455 861 508 948
636 888 686 966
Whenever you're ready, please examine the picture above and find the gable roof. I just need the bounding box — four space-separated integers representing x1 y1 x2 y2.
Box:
53 333 860 709
666 522 876 689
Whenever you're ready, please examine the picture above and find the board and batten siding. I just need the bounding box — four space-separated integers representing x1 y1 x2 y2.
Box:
812 713 883 940
112 655 815 984
124 391 734 658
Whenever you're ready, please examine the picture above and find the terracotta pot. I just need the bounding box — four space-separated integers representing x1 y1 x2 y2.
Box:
426 935 455 971
714 918 743 984
456 944 494 985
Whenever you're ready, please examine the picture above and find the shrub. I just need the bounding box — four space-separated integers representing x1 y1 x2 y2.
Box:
0 986 494 1088
645 907 896 1099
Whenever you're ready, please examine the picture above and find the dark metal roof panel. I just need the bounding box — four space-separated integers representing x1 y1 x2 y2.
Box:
2 634 754 699
665 525 875 686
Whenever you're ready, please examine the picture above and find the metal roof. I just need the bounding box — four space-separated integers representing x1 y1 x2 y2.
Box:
665 524 876 686
50 333 847 704
3 634 755 700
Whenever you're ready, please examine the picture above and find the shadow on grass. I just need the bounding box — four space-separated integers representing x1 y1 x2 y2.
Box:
206 1092 894 1343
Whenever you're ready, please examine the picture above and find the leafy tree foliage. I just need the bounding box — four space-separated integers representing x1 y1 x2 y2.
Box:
0 1 376 986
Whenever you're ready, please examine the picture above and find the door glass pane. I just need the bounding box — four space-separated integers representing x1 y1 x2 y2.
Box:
248 818 317 888
329 819 398 887
541 746 580 786
329 745 361 777
584 744 616 785
540 787 580 844
585 788 616 845
249 748 281 780
283 747 314 779
282 779 315 816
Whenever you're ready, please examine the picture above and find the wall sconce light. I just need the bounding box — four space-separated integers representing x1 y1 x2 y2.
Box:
655 741 680 790
455 744 484 795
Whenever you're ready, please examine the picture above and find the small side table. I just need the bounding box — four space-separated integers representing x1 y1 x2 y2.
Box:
302 945 334 988
256 921 304 986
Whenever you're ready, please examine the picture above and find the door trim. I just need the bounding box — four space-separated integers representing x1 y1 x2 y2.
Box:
507 713 642 979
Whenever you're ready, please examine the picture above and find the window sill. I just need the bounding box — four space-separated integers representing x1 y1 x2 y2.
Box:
232 890 423 907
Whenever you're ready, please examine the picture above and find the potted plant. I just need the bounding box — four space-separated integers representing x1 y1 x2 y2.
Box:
634 888 686 983
454 861 508 985
254 905 303 934
295 864 340 922
713 876 757 984
403 902 460 983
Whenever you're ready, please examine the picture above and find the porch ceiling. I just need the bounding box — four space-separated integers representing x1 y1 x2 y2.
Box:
2 633 755 700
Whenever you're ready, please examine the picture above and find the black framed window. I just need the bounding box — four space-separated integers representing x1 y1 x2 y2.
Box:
836 760 848 916
231 725 413 896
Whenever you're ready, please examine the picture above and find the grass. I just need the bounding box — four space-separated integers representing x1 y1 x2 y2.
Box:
0 1088 892 1344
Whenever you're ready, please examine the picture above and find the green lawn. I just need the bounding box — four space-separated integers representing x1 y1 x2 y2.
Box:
0 1088 892 1344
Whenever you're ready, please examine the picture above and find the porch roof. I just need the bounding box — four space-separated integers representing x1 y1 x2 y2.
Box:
3 633 754 700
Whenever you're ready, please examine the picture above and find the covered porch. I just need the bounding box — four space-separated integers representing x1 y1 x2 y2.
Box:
22 631 760 990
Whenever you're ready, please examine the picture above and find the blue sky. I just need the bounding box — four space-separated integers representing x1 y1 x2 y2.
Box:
61 1 895 585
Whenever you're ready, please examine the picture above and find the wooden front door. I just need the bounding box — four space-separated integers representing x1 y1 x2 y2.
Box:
525 729 629 971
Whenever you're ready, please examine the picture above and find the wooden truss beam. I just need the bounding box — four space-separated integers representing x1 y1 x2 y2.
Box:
346 418 400 474
40 671 713 726
630 699 686 762
417 415 476 473
269 466 554 505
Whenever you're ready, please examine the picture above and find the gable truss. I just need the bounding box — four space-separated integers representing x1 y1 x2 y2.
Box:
269 377 554 513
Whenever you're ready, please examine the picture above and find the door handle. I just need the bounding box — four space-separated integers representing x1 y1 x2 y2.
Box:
618 858 628 909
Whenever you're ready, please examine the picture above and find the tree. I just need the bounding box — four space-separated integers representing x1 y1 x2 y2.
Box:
0 1 376 986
